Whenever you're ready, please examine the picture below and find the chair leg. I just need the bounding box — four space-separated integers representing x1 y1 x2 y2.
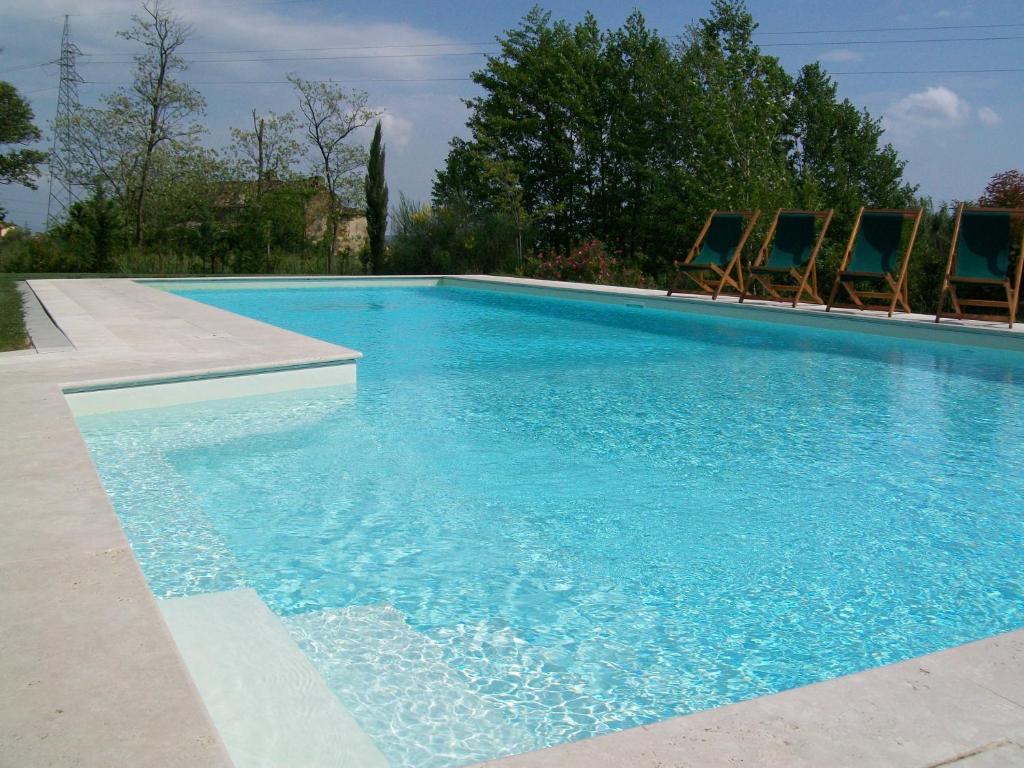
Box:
792 269 809 308
935 279 948 323
1007 283 1016 328
886 275 900 317
808 269 822 305
826 277 841 312
949 285 963 318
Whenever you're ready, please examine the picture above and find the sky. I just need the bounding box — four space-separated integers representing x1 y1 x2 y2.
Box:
1 0 1022 229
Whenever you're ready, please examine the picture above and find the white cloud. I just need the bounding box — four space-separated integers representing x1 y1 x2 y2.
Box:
2 0 479 227
978 106 1002 127
361 111 415 151
935 6 975 20
818 48 864 64
884 86 971 131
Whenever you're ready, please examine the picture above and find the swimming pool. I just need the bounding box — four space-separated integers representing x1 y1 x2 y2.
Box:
76 283 1024 767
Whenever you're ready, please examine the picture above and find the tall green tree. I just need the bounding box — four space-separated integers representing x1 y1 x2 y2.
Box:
440 8 603 254
677 0 795 218
428 1 917 281
789 62 915 226
364 120 388 274
0 80 48 218
119 1 205 246
288 74 378 272
62 1 205 246
595 11 687 264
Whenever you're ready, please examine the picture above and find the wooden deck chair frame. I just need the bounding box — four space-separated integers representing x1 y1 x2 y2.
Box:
740 208 833 307
826 207 924 317
935 203 1024 328
667 210 760 299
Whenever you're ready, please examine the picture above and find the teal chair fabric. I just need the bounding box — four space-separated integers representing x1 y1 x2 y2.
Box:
847 213 906 274
954 210 1012 280
762 213 817 270
691 214 747 267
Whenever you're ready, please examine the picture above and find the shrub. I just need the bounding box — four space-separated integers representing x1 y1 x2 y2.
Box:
525 240 655 288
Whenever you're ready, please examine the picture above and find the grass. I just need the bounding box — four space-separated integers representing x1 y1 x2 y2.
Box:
0 272 197 279
0 277 30 352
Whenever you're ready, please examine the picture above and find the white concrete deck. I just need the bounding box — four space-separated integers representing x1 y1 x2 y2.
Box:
0 278 359 768
1 275 1023 768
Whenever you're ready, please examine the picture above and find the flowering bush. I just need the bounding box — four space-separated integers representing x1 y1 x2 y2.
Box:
526 240 655 288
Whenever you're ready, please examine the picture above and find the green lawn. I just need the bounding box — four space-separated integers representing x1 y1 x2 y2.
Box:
0 278 30 352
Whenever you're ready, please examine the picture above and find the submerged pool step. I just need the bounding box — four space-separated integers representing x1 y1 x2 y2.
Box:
282 604 537 768
159 589 388 768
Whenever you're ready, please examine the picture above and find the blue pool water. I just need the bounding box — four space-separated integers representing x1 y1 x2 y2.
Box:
78 284 1024 767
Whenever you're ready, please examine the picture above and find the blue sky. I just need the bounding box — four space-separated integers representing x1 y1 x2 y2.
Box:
2 0 1021 229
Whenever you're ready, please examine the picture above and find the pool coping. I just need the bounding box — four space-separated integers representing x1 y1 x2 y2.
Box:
1 275 1022 768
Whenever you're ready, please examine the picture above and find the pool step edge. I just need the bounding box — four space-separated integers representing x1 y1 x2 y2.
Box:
158 588 388 768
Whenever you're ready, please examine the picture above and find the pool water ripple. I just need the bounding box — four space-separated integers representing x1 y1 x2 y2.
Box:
77 285 1024 767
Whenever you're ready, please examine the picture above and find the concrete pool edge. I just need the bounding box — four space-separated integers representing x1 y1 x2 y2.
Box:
477 628 1024 768
0 278 362 768
439 275 1024 352
142 272 1024 352
2 276 1023 768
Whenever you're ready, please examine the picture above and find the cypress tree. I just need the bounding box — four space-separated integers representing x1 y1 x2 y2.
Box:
364 121 388 274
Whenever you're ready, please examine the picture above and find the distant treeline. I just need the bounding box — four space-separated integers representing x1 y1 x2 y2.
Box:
389 2 1022 312
3 0 1021 309
0 1 377 276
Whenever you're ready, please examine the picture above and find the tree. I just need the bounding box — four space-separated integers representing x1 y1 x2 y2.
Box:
55 186 125 271
677 0 795 219
789 63 915 226
288 74 378 272
479 156 528 271
440 8 604 255
595 11 687 265
980 169 1024 207
229 109 302 193
78 1 205 247
364 120 388 274
428 2 916 283
0 80 47 189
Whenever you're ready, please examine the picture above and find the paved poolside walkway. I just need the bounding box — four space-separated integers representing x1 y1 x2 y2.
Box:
1 276 1023 768
0 279 359 767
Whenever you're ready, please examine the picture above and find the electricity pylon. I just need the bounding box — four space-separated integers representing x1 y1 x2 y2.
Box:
45 15 83 231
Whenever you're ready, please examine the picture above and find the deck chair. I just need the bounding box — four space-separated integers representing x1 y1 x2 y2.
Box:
740 209 833 307
826 207 924 317
935 204 1024 328
667 210 760 299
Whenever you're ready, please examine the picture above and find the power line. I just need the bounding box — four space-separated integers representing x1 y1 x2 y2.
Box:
76 67 1024 87
760 34 1024 47
0 61 56 75
81 50 495 65
80 76 474 86
71 41 497 60
8 23 1024 73
756 21 1024 35
71 34 1024 67
62 0 314 17
831 67 1024 75
170 41 499 55
71 33 1024 66
1 199 51 210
